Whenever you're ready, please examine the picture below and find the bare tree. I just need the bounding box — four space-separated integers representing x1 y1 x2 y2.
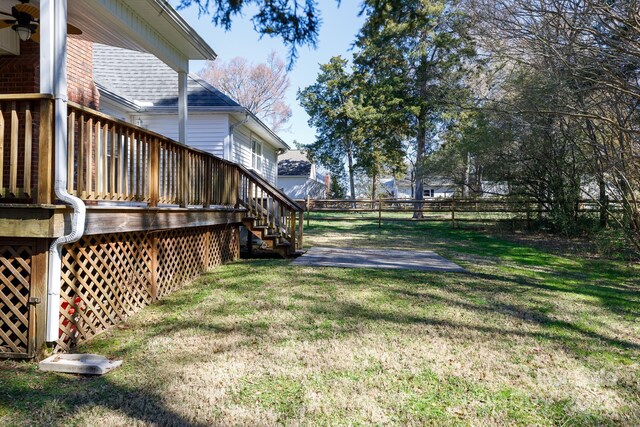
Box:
463 0 640 249
198 52 292 132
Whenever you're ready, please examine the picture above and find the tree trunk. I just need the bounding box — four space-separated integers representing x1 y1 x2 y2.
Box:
413 114 426 219
347 145 356 205
463 151 471 198
599 178 608 228
371 168 377 209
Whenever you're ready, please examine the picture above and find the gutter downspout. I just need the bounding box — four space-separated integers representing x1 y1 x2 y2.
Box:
45 0 86 342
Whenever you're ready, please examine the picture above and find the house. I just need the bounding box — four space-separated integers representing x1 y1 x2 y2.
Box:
380 177 413 198
277 150 327 199
92 44 288 185
0 0 302 359
381 176 458 199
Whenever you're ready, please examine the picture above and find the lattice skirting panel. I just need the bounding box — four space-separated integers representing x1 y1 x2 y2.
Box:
56 225 239 352
0 242 33 357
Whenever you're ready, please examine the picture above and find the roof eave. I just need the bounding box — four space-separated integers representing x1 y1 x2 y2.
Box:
244 109 290 151
150 0 217 61
96 83 142 112
139 106 246 113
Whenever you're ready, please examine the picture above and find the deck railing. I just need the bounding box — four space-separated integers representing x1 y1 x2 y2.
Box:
0 96 303 250
0 94 54 203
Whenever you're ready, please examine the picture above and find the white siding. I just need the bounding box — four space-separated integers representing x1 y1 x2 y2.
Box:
232 125 278 185
262 144 278 185
278 177 326 199
138 113 228 158
233 126 252 169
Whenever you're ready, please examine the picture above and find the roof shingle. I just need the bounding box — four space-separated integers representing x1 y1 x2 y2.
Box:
93 44 239 108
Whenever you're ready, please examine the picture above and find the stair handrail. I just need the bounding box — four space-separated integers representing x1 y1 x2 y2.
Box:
236 164 303 212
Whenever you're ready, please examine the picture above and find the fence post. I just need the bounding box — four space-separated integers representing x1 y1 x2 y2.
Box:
306 195 311 227
378 195 382 229
451 198 456 228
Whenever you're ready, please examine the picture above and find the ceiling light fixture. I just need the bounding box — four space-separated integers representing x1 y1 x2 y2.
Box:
13 24 32 41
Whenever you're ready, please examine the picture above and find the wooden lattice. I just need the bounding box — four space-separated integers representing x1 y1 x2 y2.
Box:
156 225 238 297
0 243 32 356
56 225 238 351
57 233 153 351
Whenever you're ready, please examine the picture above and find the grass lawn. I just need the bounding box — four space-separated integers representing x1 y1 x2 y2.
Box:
1 217 639 426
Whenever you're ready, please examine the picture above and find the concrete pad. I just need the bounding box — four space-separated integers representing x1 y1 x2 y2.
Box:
292 247 465 272
39 354 122 375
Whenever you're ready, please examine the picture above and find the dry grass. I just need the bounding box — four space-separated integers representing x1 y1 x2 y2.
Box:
1 219 639 426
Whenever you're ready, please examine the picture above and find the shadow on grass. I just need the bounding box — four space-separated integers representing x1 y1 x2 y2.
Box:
3 254 637 425
307 220 639 308
0 363 208 427
167 260 640 360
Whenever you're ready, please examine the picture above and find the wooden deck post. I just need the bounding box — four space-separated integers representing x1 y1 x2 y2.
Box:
37 99 54 204
149 138 159 207
180 149 188 208
234 167 240 208
290 211 296 254
203 156 212 208
298 210 304 251
29 239 49 358
9 102 18 197
149 234 159 301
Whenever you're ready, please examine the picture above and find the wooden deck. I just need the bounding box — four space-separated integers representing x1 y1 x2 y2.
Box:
0 94 304 358
0 205 247 238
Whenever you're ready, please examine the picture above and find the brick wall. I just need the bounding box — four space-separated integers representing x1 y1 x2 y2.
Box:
0 40 39 94
0 37 99 108
0 37 99 200
67 38 99 108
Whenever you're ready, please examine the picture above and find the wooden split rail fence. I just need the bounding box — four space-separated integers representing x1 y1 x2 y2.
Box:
298 197 622 229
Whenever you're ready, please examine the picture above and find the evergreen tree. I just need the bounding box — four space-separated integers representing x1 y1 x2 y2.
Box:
355 0 476 217
297 56 364 199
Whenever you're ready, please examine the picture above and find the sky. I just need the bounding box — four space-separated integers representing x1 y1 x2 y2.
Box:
169 1 366 148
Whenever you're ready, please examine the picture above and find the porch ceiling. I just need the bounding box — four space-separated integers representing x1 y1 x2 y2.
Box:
0 0 216 71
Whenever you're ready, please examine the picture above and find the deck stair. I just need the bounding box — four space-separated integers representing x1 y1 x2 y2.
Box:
237 165 304 258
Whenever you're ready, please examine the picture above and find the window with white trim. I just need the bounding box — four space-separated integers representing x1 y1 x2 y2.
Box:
251 138 263 173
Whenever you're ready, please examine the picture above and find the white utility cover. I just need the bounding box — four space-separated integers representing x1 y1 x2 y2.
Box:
39 354 123 375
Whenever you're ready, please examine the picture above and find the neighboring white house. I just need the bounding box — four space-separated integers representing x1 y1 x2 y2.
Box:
380 177 413 198
278 150 327 199
382 176 458 198
92 44 288 185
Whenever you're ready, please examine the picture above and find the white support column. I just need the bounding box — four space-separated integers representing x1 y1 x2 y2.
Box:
39 0 55 94
178 70 188 145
